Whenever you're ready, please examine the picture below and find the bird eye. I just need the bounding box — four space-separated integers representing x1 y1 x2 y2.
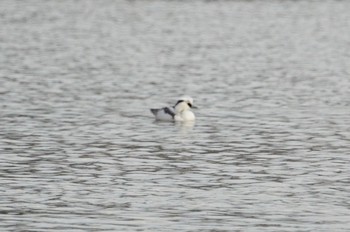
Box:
187 103 192 108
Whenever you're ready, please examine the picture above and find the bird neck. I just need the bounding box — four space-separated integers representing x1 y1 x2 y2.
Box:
175 103 189 113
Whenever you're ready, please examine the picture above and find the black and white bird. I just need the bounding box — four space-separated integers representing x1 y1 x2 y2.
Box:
150 96 196 121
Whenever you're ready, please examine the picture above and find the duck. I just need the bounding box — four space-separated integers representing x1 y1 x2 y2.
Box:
150 96 196 121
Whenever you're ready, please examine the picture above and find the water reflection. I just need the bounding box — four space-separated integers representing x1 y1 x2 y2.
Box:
175 121 195 133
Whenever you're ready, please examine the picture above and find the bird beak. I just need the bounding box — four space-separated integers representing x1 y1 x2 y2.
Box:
192 105 198 109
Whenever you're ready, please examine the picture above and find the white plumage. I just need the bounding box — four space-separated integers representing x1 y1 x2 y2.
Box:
150 96 196 121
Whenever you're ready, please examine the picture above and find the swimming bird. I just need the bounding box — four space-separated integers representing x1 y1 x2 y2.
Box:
150 96 196 121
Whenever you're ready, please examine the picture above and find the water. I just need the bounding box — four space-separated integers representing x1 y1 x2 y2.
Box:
1 0 350 231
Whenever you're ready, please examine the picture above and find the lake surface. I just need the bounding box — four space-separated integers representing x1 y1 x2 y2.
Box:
1 0 350 231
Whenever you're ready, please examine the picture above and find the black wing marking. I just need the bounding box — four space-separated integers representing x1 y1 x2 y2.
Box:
164 107 175 118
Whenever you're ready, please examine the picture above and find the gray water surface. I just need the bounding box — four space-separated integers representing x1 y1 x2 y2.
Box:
1 0 350 231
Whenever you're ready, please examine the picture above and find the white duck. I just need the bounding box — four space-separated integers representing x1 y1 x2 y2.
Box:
150 96 196 121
